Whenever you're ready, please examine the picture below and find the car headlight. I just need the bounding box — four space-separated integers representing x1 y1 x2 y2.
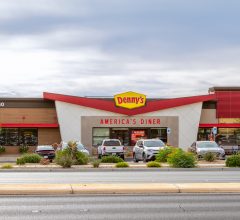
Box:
147 149 153 153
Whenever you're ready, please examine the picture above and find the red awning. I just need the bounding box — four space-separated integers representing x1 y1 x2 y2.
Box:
0 123 59 128
199 123 240 128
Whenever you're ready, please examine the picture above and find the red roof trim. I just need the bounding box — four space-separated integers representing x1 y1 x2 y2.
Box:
0 123 59 128
199 123 240 128
44 92 216 116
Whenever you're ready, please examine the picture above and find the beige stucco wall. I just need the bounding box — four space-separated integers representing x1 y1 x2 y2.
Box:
55 101 203 151
81 116 179 154
199 109 218 124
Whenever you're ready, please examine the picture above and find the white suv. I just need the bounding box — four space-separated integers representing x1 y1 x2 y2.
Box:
133 139 165 162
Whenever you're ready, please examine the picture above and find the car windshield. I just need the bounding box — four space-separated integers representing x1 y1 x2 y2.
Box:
37 146 54 151
103 140 121 146
197 142 218 148
144 140 165 147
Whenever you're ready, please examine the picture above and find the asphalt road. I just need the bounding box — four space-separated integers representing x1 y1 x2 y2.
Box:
0 194 240 220
0 171 239 184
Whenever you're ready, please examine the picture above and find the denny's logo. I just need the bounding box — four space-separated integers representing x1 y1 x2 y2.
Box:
114 91 146 109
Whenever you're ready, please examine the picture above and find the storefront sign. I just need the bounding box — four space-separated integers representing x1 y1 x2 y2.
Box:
114 91 146 109
100 118 160 125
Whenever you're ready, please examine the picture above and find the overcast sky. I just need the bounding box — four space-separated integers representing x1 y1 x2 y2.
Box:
0 0 240 98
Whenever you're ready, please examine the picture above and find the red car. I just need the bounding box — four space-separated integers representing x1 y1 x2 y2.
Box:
35 145 55 162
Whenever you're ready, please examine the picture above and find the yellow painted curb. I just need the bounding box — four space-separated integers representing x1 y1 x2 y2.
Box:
0 183 239 195
176 183 240 193
71 183 179 194
0 184 72 195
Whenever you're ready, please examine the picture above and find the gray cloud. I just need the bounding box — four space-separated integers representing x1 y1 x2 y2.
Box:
0 0 240 98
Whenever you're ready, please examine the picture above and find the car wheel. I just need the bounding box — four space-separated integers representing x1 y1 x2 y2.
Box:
133 153 139 163
98 154 102 159
143 153 148 163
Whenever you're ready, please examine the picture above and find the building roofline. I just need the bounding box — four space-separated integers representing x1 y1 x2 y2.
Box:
209 87 240 93
43 92 216 116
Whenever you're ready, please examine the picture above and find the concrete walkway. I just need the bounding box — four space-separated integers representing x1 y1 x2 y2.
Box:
0 155 20 163
0 183 239 195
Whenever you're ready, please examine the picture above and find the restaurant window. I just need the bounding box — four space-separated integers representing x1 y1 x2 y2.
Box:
197 128 212 141
216 128 240 146
19 129 38 146
92 128 110 146
0 128 38 146
150 128 167 143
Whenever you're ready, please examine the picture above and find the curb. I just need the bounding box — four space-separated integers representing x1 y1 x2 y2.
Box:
0 183 240 195
0 167 240 172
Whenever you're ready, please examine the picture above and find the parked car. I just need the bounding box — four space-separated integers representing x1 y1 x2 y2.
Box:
97 139 125 160
35 145 55 162
60 141 90 155
133 139 166 162
188 141 225 159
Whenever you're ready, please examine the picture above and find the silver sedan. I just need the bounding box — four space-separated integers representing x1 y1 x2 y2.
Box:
188 141 225 159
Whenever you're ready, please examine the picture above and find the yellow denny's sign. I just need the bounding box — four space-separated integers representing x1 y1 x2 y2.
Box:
114 91 146 109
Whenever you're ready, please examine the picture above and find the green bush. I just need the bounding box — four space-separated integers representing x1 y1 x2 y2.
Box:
147 161 161 168
167 149 196 168
19 145 29 154
0 146 6 154
226 155 240 167
115 162 129 168
18 154 42 163
203 152 216 162
1 163 13 169
55 149 73 168
16 158 26 165
101 155 124 163
75 151 89 165
155 147 176 162
92 160 101 168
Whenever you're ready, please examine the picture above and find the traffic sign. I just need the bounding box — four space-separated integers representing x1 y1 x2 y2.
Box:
212 127 217 135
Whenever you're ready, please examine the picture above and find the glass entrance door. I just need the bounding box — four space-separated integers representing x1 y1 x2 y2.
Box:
110 128 129 146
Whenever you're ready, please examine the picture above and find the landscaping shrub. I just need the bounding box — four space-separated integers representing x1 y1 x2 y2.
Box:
55 141 90 167
0 146 6 154
155 146 176 162
92 160 101 168
19 154 42 163
19 145 29 154
147 161 161 168
1 163 13 169
40 158 50 165
115 162 129 168
226 154 240 167
167 149 196 168
203 152 216 162
55 149 73 168
101 155 124 163
16 158 26 165
75 151 89 165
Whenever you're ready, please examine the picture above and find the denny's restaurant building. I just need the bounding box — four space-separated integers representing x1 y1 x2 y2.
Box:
0 87 240 154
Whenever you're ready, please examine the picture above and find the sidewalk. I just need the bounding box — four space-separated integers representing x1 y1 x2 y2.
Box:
0 155 20 163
